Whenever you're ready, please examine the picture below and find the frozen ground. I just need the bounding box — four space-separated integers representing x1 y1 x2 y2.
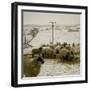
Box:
38 59 80 77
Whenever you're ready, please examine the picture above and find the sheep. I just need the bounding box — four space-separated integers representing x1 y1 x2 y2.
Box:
32 47 42 57
54 45 61 59
24 56 44 77
59 46 74 62
42 46 55 58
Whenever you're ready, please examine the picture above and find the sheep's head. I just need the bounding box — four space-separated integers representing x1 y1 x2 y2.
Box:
37 56 44 64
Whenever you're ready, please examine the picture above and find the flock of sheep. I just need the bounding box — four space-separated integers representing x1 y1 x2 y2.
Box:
24 42 80 77
32 42 80 61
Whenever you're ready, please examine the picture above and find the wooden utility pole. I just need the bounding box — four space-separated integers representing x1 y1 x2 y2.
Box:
49 22 56 44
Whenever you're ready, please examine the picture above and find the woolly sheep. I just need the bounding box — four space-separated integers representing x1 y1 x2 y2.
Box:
24 56 44 77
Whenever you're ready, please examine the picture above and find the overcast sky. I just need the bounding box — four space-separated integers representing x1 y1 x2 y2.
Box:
23 11 80 26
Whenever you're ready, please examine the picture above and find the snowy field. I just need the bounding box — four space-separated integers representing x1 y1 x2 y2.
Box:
30 30 80 47
38 59 80 77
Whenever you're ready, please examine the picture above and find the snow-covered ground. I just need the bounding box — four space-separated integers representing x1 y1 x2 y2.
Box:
38 59 80 76
30 30 80 47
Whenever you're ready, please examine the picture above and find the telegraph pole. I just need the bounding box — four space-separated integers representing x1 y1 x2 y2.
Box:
49 22 56 44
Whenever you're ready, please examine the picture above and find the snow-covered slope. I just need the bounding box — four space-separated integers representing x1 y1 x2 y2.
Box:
30 30 79 47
